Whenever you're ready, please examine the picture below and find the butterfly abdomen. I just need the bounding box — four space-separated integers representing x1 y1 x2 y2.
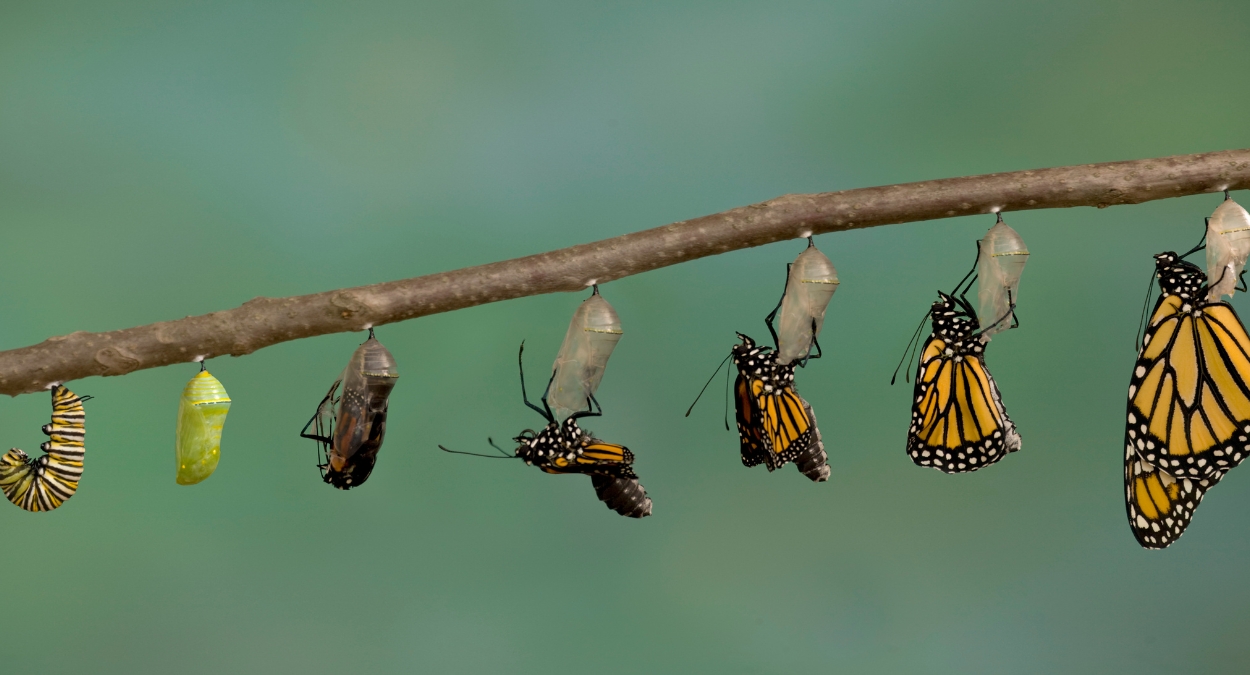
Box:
591 473 652 518
794 400 830 482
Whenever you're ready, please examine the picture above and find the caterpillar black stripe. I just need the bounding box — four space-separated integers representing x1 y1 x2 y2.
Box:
0 385 89 512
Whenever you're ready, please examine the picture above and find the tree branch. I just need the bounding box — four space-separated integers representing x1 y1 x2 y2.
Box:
2 148 1247 396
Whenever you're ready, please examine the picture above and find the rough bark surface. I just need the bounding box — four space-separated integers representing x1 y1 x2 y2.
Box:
2 148 1247 396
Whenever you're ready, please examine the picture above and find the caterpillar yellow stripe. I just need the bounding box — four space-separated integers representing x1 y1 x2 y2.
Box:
0 385 88 512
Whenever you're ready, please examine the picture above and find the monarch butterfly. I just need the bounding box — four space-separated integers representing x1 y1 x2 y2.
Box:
301 329 399 489
730 333 829 481
898 218 1025 473
513 416 652 519
0 385 89 512
546 286 623 423
442 338 653 519
175 366 230 485
1124 250 1250 548
686 239 832 481
903 291 1020 472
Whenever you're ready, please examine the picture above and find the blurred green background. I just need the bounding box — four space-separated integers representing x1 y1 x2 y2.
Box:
1 0 1248 673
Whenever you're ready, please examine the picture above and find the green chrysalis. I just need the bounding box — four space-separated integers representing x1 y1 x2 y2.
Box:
175 369 231 485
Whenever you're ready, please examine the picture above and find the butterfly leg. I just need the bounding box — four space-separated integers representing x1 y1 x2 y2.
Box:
797 318 824 367
764 263 792 348
568 393 604 421
518 342 555 423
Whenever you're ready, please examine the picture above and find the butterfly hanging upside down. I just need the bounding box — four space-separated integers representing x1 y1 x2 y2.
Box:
511 415 653 519
905 291 1021 473
442 342 653 518
1124 251 1250 549
730 333 829 481
516 340 651 518
0 385 90 512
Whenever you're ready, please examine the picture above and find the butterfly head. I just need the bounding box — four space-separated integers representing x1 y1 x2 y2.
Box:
731 332 773 365
1154 251 1205 299
930 291 979 342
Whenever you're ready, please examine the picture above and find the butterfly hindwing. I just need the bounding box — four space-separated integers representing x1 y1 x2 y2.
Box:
1124 443 1222 549
734 373 770 468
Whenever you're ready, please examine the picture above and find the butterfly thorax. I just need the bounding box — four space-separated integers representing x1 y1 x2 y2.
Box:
515 419 584 466
731 333 796 391
928 292 984 358
1154 252 1207 301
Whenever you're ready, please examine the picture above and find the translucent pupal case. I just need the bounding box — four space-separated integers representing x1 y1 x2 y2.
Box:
325 334 399 489
775 243 839 365
175 370 231 485
976 218 1029 340
546 291 623 422
1205 197 1250 301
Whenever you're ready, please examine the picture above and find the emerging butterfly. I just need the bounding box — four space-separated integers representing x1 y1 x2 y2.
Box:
1124 250 1250 549
441 341 653 519
685 239 835 481
730 333 829 481
896 220 1025 474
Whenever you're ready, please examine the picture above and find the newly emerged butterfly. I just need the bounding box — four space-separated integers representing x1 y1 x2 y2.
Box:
175 366 231 485
1124 250 1250 548
0 385 90 512
301 329 399 489
730 333 829 481
442 288 652 518
704 238 833 482
899 217 1024 473
512 414 652 519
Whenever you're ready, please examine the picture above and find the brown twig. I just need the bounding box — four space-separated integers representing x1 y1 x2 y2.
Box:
1 148 1247 396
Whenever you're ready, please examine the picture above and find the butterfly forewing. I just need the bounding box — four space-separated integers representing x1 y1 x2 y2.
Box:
730 335 829 481
1128 289 1250 482
907 339 1019 473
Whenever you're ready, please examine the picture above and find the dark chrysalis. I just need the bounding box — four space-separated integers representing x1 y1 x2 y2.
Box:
301 330 399 489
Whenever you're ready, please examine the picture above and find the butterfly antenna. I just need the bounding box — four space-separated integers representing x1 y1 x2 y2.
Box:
686 352 733 417
1135 269 1156 352
891 310 929 385
438 439 517 459
722 354 733 431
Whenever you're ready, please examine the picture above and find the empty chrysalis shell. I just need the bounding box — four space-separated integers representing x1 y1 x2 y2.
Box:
175 370 231 485
327 334 400 489
1205 197 1250 302
775 243 839 365
547 290 623 422
976 218 1029 341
